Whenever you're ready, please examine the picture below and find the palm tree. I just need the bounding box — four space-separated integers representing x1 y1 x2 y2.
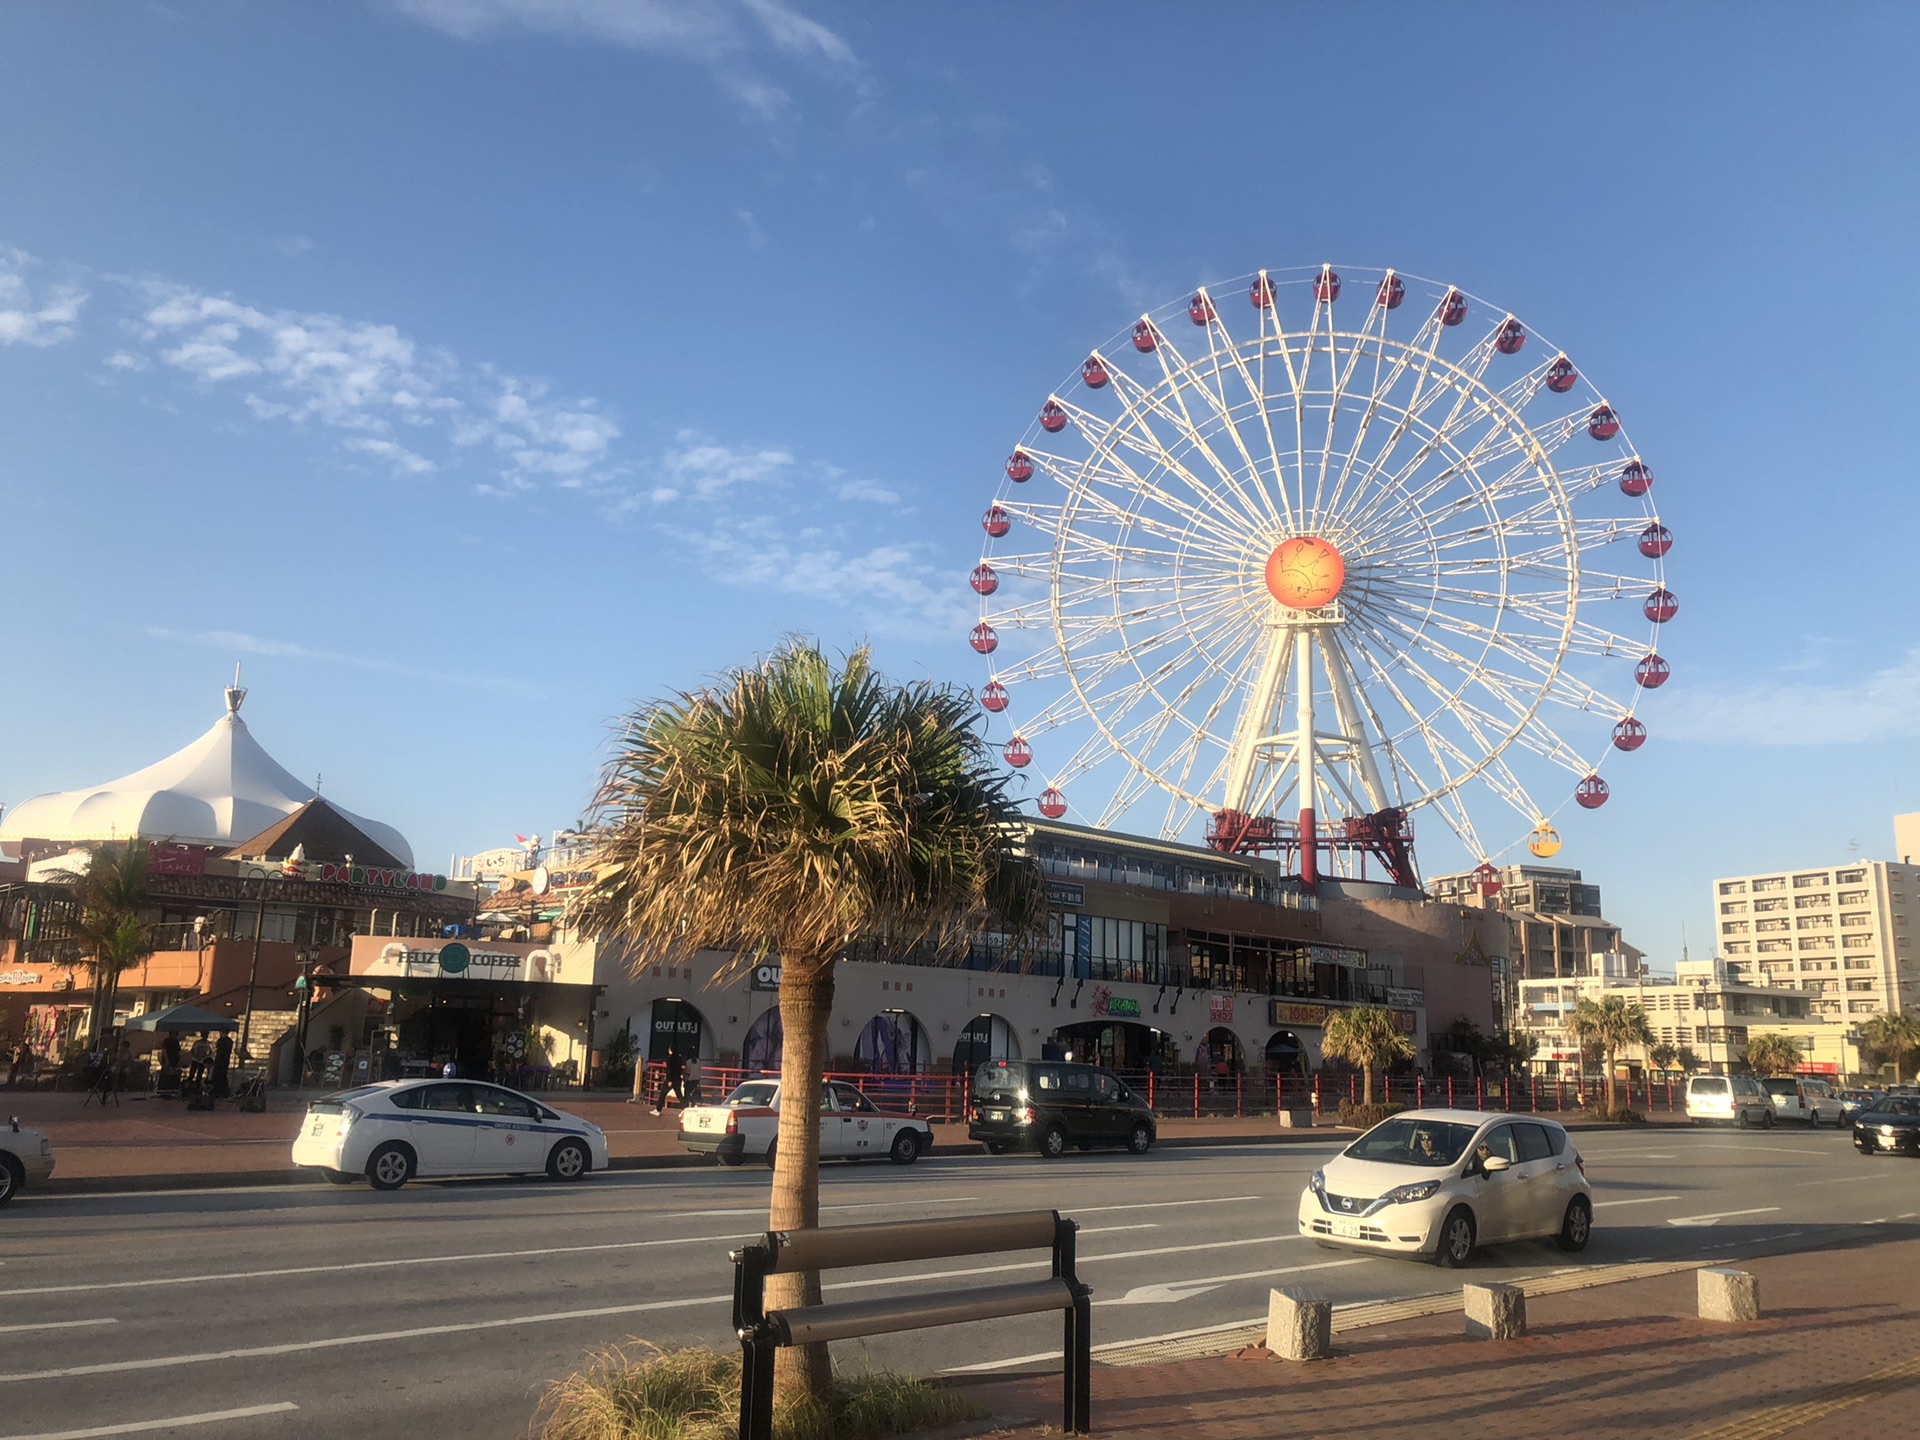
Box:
1741 1033 1804 1079
55 842 155 1046
1648 1042 1678 1073
1570 995 1652 1115
577 640 1044 1404
1320 1007 1414 1106
1861 1013 1920 1084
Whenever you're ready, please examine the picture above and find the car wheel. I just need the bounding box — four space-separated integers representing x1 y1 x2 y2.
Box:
986 1142 1009 1155
1761 1110 1775 1130
1555 1195 1593 1254
1127 1121 1153 1155
1040 1124 1068 1160
716 1150 744 1167
1434 1207 1476 1268
0 1153 23 1207
1736 1110 1750 1130
366 1142 415 1192
547 1139 591 1182
764 1141 778 1170
889 1131 920 1166
322 1168 358 1185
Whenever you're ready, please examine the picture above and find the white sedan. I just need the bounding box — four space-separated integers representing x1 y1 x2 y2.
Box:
292 1079 609 1191
1 1118 56 1206
1298 1109 1592 1266
678 1079 933 1166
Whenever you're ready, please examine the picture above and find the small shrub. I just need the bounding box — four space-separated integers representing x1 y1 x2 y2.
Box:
1583 1106 1645 1124
1336 1101 1406 1129
533 1343 987 1440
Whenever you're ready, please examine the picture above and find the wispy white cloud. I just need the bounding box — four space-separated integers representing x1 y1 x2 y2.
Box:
735 207 768 248
145 626 538 696
658 433 795 498
391 0 858 115
0 248 87 347
833 477 899 505
1662 648 1920 745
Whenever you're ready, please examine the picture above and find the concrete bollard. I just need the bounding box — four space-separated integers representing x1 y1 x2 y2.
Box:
1278 1107 1315 1129
1697 1267 1760 1322
1266 1286 1332 1361
1463 1282 1527 1340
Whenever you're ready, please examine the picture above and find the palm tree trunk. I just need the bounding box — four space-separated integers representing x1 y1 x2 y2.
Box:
769 953 835 1403
1603 1046 1618 1115
1361 1062 1374 1107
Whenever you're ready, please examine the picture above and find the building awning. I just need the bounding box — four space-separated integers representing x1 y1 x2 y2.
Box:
321 973 602 1004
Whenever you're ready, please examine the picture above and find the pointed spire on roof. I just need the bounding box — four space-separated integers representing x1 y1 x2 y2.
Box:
225 664 247 717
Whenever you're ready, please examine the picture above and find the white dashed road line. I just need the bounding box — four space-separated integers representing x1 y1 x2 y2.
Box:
1593 1195 1680 1208
0 1319 117 1335
1667 1206 1781 1227
0 1403 298 1439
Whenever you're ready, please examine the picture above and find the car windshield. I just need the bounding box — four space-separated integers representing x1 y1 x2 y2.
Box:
1690 1078 1729 1095
973 1063 1024 1101
1343 1118 1478 1168
1871 1097 1920 1117
1761 1079 1800 1097
725 1082 778 1107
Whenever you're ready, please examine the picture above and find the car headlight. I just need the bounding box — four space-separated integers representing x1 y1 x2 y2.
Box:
1882 1125 1898 1136
1308 1169 1326 1193
1383 1181 1441 1205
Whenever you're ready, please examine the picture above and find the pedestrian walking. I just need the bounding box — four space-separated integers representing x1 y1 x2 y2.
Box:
652 1048 687 1114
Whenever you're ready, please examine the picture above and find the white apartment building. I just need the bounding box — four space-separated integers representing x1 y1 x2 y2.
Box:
1516 957 1853 1077
1712 859 1918 1023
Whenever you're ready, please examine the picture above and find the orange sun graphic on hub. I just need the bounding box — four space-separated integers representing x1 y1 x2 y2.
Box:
1265 535 1346 609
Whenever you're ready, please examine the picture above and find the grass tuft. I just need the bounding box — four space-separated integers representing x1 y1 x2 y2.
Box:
1582 1105 1646 1123
533 1343 988 1440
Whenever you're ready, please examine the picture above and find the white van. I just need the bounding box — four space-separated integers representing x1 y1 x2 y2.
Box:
1685 1074 1774 1128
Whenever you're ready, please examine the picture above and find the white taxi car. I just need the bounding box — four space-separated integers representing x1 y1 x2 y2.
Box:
2 1116 56 1206
678 1079 932 1167
1298 1109 1592 1267
292 1080 609 1191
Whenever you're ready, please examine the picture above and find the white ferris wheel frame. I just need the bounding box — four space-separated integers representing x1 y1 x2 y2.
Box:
974 263 1671 876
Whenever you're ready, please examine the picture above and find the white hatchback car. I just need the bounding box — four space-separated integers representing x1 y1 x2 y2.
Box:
1 1116 56 1207
1298 1109 1592 1267
292 1080 609 1191
678 1079 933 1166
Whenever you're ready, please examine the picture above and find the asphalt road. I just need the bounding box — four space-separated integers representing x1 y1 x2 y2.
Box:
4 1124 1917 1440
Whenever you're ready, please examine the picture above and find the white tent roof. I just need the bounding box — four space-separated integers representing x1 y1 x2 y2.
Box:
0 685 413 867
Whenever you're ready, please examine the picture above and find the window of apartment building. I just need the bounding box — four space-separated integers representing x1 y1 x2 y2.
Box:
1798 938 1834 952
1752 877 1786 892
1720 920 1750 934
1842 913 1871 927
1718 881 1747 895
1845 957 1875 970
1844 934 1874 949
1756 940 1789 953
1754 897 1787 912
1796 915 1833 930
1793 873 1829 889
1793 893 1831 909
1837 890 1869 906
1719 900 1748 914
1754 918 1789 933
1723 941 1751 954
1849 1000 1880 1014
1847 978 1877 992
1836 869 1866 885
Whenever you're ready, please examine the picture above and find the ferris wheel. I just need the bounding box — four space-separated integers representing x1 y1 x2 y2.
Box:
969 264 1673 889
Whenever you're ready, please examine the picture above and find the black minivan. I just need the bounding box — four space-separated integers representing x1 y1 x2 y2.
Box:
968 1060 1157 1158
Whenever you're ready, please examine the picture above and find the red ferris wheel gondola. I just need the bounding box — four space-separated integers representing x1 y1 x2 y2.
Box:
1619 460 1652 496
1006 450 1034 483
982 506 1011 538
1638 523 1673 558
1545 356 1578 393
1612 717 1648 751
1644 588 1678 623
1003 736 1032 768
1037 786 1068 819
1189 293 1215 325
1082 357 1110 390
1472 861 1502 897
1376 274 1405 309
980 680 1009 713
970 564 999 596
1132 320 1157 352
1575 774 1610 809
1588 405 1621 440
1495 318 1526 355
1635 653 1670 689
1440 289 1468 326
1312 268 1341 302
969 623 998 655
1250 275 1275 308
1039 400 1068 433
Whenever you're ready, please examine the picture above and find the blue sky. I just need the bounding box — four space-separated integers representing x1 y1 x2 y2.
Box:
2 2 1918 968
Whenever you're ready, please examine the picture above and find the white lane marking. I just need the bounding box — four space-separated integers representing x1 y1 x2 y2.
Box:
1593 1195 1681 1209
0 1296 733 1384
1688 1144 1828 1156
0 1231 757 1299
1668 1206 1781 1227
1074 1195 1260 1215
0 1319 117 1335
826 1231 1300 1295
660 1196 982 1218
0 1402 298 1439
1794 1176 1864 1187
1101 1257 1363 1307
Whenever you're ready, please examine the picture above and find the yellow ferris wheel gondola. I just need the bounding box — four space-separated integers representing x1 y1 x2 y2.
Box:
1528 823 1562 859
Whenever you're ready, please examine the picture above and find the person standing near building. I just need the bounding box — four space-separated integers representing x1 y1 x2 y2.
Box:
652 1048 686 1115
186 1033 212 1091
212 1031 233 1099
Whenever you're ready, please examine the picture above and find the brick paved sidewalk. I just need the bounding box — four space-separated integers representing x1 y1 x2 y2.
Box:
958 1231 1920 1440
8 1090 1342 1188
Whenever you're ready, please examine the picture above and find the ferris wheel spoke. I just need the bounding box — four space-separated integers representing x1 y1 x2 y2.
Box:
1104 352 1288 535
1067 447 1271 557
1147 316 1294 532
1319 303 1451 524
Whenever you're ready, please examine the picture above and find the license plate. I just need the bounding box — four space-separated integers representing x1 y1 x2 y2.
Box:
983 1109 1007 1122
308 1118 325 1135
1329 1218 1365 1239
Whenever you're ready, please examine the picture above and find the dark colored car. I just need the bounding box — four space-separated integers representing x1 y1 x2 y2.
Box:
1853 1096 1920 1156
968 1060 1157 1159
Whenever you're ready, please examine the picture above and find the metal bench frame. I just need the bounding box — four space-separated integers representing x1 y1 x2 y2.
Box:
731 1208 1091 1440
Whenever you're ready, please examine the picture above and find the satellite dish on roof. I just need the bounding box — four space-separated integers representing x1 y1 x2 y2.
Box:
530 866 550 896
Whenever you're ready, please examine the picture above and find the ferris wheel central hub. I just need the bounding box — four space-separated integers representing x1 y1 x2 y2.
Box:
1264 535 1346 610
